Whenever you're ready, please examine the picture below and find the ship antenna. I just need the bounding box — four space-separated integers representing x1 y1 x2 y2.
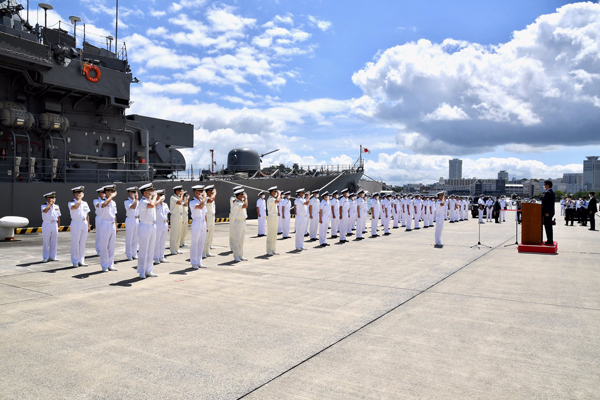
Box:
115 0 119 54
69 15 81 49
38 3 53 29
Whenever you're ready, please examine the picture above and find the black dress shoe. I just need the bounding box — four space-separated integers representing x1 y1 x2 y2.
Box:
383 232 391 236
320 243 327 247
331 235 338 238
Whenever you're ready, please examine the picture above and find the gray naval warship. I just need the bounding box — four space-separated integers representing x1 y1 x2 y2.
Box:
0 0 363 228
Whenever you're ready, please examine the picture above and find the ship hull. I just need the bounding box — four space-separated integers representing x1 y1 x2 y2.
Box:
0 172 363 227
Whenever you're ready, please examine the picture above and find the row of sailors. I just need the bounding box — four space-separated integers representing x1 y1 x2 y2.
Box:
40 183 218 279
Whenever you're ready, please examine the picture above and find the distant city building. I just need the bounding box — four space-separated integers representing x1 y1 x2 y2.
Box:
448 158 462 180
539 179 566 195
498 170 509 181
583 156 600 191
563 173 583 194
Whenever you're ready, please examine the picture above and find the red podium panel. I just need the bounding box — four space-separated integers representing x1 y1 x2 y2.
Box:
521 203 542 245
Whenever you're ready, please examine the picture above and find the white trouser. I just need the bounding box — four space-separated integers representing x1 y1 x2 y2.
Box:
99 220 116 270
382 213 390 233
319 217 330 245
42 221 59 260
154 222 168 261
94 216 101 254
204 213 215 256
278 215 283 234
500 210 506 221
257 213 266 235
414 211 421 229
70 220 88 265
435 214 444 245
180 213 188 245
125 217 139 258
309 214 319 239
137 222 156 275
281 214 291 237
331 215 339 236
170 214 183 253
267 214 278 253
348 214 356 233
404 212 412 230
392 212 399 228
295 216 307 249
357 215 367 238
464 208 469 220
190 220 207 267
232 219 246 259
486 207 492 222
339 217 348 240
560 206 565 216
371 213 379 236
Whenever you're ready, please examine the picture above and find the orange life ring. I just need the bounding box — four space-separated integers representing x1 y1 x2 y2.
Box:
84 64 101 83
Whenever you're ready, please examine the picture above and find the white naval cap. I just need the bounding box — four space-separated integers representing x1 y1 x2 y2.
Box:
341 188 349 193
233 186 242 192
173 185 183 190
331 190 338 195
71 186 84 192
437 191 445 196
268 186 278 192
126 186 138 192
43 191 56 198
311 189 320 194
156 189 165 195
205 185 215 190
322 191 329 196
104 184 116 191
357 189 365 195
191 185 205 191
139 183 153 191
258 191 265 196
295 188 305 193
283 191 291 195
96 187 105 192
234 188 245 195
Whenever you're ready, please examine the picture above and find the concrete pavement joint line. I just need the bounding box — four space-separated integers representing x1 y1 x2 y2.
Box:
0 282 53 297
236 236 513 400
426 290 600 312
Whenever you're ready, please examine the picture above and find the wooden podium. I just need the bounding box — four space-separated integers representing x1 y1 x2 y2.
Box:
521 203 542 245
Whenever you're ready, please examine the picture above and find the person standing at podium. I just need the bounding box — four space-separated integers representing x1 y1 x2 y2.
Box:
541 180 555 245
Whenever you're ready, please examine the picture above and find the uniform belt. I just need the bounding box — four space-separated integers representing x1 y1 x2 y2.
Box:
72 219 86 221
44 220 57 223
140 221 155 225
159 220 168 223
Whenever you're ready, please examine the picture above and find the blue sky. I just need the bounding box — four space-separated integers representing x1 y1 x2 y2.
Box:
18 0 600 184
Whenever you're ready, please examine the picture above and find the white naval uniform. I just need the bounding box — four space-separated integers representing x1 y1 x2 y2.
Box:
357 197 368 238
124 197 139 259
478 198 485 223
371 198 381 236
277 200 283 234
281 198 291 238
319 198 331 245
93 196 103 254
413 199 422 229
180 201 189 245
485 199 494 222
330 197 340 236
294 196 308 250
422 199 430 227
138 196 157 276
169 194 184 254
190 197 207 268
392 198 400 228
308 196 320 240
68 198 90 266
381 198 391 233
349 198 357 233
154 202 170 262
403 198 413 230
499 199 506 222
449 198 456 222
266 196 279 254
231 198 247 260
203 198 216 257
41 202 61 261
97 197 117 271
435 199 445 246
256 197 266 236
339 196 350 241
229 196 235 251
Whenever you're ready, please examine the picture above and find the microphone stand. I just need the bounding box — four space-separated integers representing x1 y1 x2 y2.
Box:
505 210 519 247
471 218 491 249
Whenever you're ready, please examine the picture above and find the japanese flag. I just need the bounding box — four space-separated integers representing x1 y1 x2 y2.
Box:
363 147 371 154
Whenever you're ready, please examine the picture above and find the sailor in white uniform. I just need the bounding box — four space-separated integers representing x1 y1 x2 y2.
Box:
154 190 170 265
318 191 332 246
370 192 381 237
499 196 507 222
256 191 267 237
281 191 292 238
231 188 248 262
68 186 90 267
93 187 106 255
413 194 423 230
41 191 61 262
381 194 391 235
356 189 368 239
330 191 340 238
179 191 189 248
124 186 139 261
169 185 185 255
338 189 351 243
137 183 157 278
294 188 310 251
392 194 400 229
485 197 494 222
203 185 217 258
404 194 413 231
478 195 485 224
308 190 320 241
98 184 118 272
348 193 357 234
229 186 242 252
559 197 565 217
434 192 446 248
189 185 207 269
277 194 284 235
266 186 281 256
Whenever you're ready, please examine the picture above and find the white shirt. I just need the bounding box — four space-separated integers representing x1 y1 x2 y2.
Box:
156 202 170 223
170 194 185 216
41 203 61 222
68 199 90 221
295 197 307 217
282 198 291 217
435 199 446 217
309 196 320 218
330 197 339 217
190 198 206 223
138 197 156 224
231 199 247 220
371 198 380 216
98 198 117 221
320 199 331 219
267 196 278 216
124 198 139 219
358 197 368 215
340 196 350 218
256 197 266 213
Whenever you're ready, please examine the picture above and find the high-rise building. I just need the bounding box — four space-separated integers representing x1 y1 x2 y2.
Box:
583 156 600 191
449 158 462 180
498 170 508 181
